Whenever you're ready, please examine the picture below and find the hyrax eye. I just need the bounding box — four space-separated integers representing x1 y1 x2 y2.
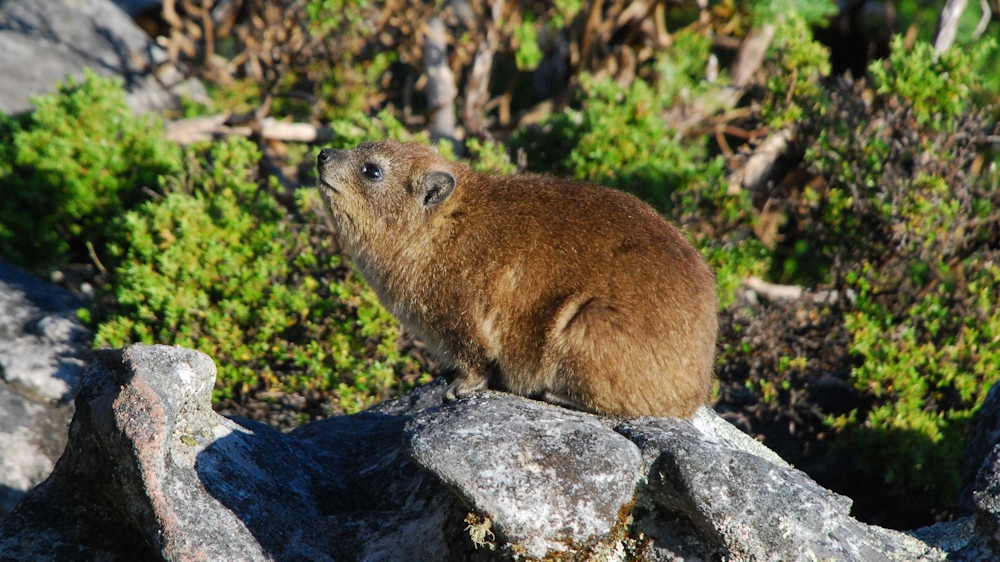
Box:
361 163 382 180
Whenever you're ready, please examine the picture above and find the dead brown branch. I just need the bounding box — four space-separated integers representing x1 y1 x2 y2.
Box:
165 114 343 145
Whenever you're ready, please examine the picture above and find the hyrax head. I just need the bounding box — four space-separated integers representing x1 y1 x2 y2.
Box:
316 141 456 246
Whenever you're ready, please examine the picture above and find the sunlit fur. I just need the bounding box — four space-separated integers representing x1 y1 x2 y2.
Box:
317 141 718 418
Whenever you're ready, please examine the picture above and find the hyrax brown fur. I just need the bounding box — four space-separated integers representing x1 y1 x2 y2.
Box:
316 141 717 418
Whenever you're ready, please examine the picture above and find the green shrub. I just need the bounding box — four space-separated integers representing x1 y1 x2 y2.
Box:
749 0 836 26
0 70 182 271
834 259 1000 508
762 14 832 128
561 75 706 208
761 32 1000 514
870 36 993 130
465 138 517 175
96 137 423 413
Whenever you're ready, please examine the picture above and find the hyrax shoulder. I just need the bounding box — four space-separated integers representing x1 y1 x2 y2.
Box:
316 140 717 418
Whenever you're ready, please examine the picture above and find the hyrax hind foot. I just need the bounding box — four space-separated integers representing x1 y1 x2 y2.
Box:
443 371 489 402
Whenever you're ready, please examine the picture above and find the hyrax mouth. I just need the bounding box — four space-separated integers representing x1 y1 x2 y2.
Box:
318 177 341 194
316 148 345 193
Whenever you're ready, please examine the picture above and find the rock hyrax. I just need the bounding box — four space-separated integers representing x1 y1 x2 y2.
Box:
316 141 717 417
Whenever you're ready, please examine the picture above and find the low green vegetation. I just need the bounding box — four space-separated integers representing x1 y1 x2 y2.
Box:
0 0 998 528
95 137 424 413
0 73 426 416
0 70 182 270
768 28 999 516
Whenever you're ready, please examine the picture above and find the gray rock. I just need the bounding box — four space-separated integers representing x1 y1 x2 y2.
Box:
0 345 468 561
973 443 1000 552
1 343 997 561
618 417 939 561
405 393 642 558
946 379 1000 560
0 260 89 518
909 519 993 562
0 261 88 403
688 405 791 468
960 383 1000 515
0 0 194 115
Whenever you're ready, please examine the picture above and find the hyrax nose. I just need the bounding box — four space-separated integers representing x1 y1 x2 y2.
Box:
317 148 344 165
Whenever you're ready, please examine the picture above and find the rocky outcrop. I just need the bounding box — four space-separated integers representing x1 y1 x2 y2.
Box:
2 343 997 560
0 260 90 519
0 0 203 115
405 394 642 558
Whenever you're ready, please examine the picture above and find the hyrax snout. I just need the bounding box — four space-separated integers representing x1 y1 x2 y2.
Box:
316 141 718 417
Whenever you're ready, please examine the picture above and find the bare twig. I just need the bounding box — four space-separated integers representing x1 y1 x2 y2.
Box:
730 24 775 89
201 0 216 67
579 0 606 70
514 100 554 129
462 1 502 137
933 0 968 56
744 276 850 304
974 0 992 39
164 113 230 144
259 118 334 143
423 15 458 143
745 276 803 300
164 114 342 145
727 128 794 200
86 241 107 274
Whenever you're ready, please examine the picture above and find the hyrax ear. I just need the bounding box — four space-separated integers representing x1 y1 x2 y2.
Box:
419 171 456 207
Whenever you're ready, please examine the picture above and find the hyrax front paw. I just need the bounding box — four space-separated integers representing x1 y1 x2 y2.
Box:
443 373 489 402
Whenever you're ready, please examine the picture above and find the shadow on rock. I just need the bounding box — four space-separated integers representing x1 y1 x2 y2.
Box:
192 410 463 561
0 486 23 521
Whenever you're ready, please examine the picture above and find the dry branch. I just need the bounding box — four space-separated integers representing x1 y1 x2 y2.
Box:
745 276 850 304
730 24 776 89
974 0 993 39
164 113 230 144
727 128 794 200
423 15 458 142
462 2 502 137
933 0 969 55
165 114 342 145
745 276 804 300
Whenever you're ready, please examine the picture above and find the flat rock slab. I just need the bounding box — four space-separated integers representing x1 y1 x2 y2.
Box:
405 393 642 558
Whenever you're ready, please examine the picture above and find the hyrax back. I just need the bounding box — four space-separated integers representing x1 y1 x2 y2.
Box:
316 141 717 418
